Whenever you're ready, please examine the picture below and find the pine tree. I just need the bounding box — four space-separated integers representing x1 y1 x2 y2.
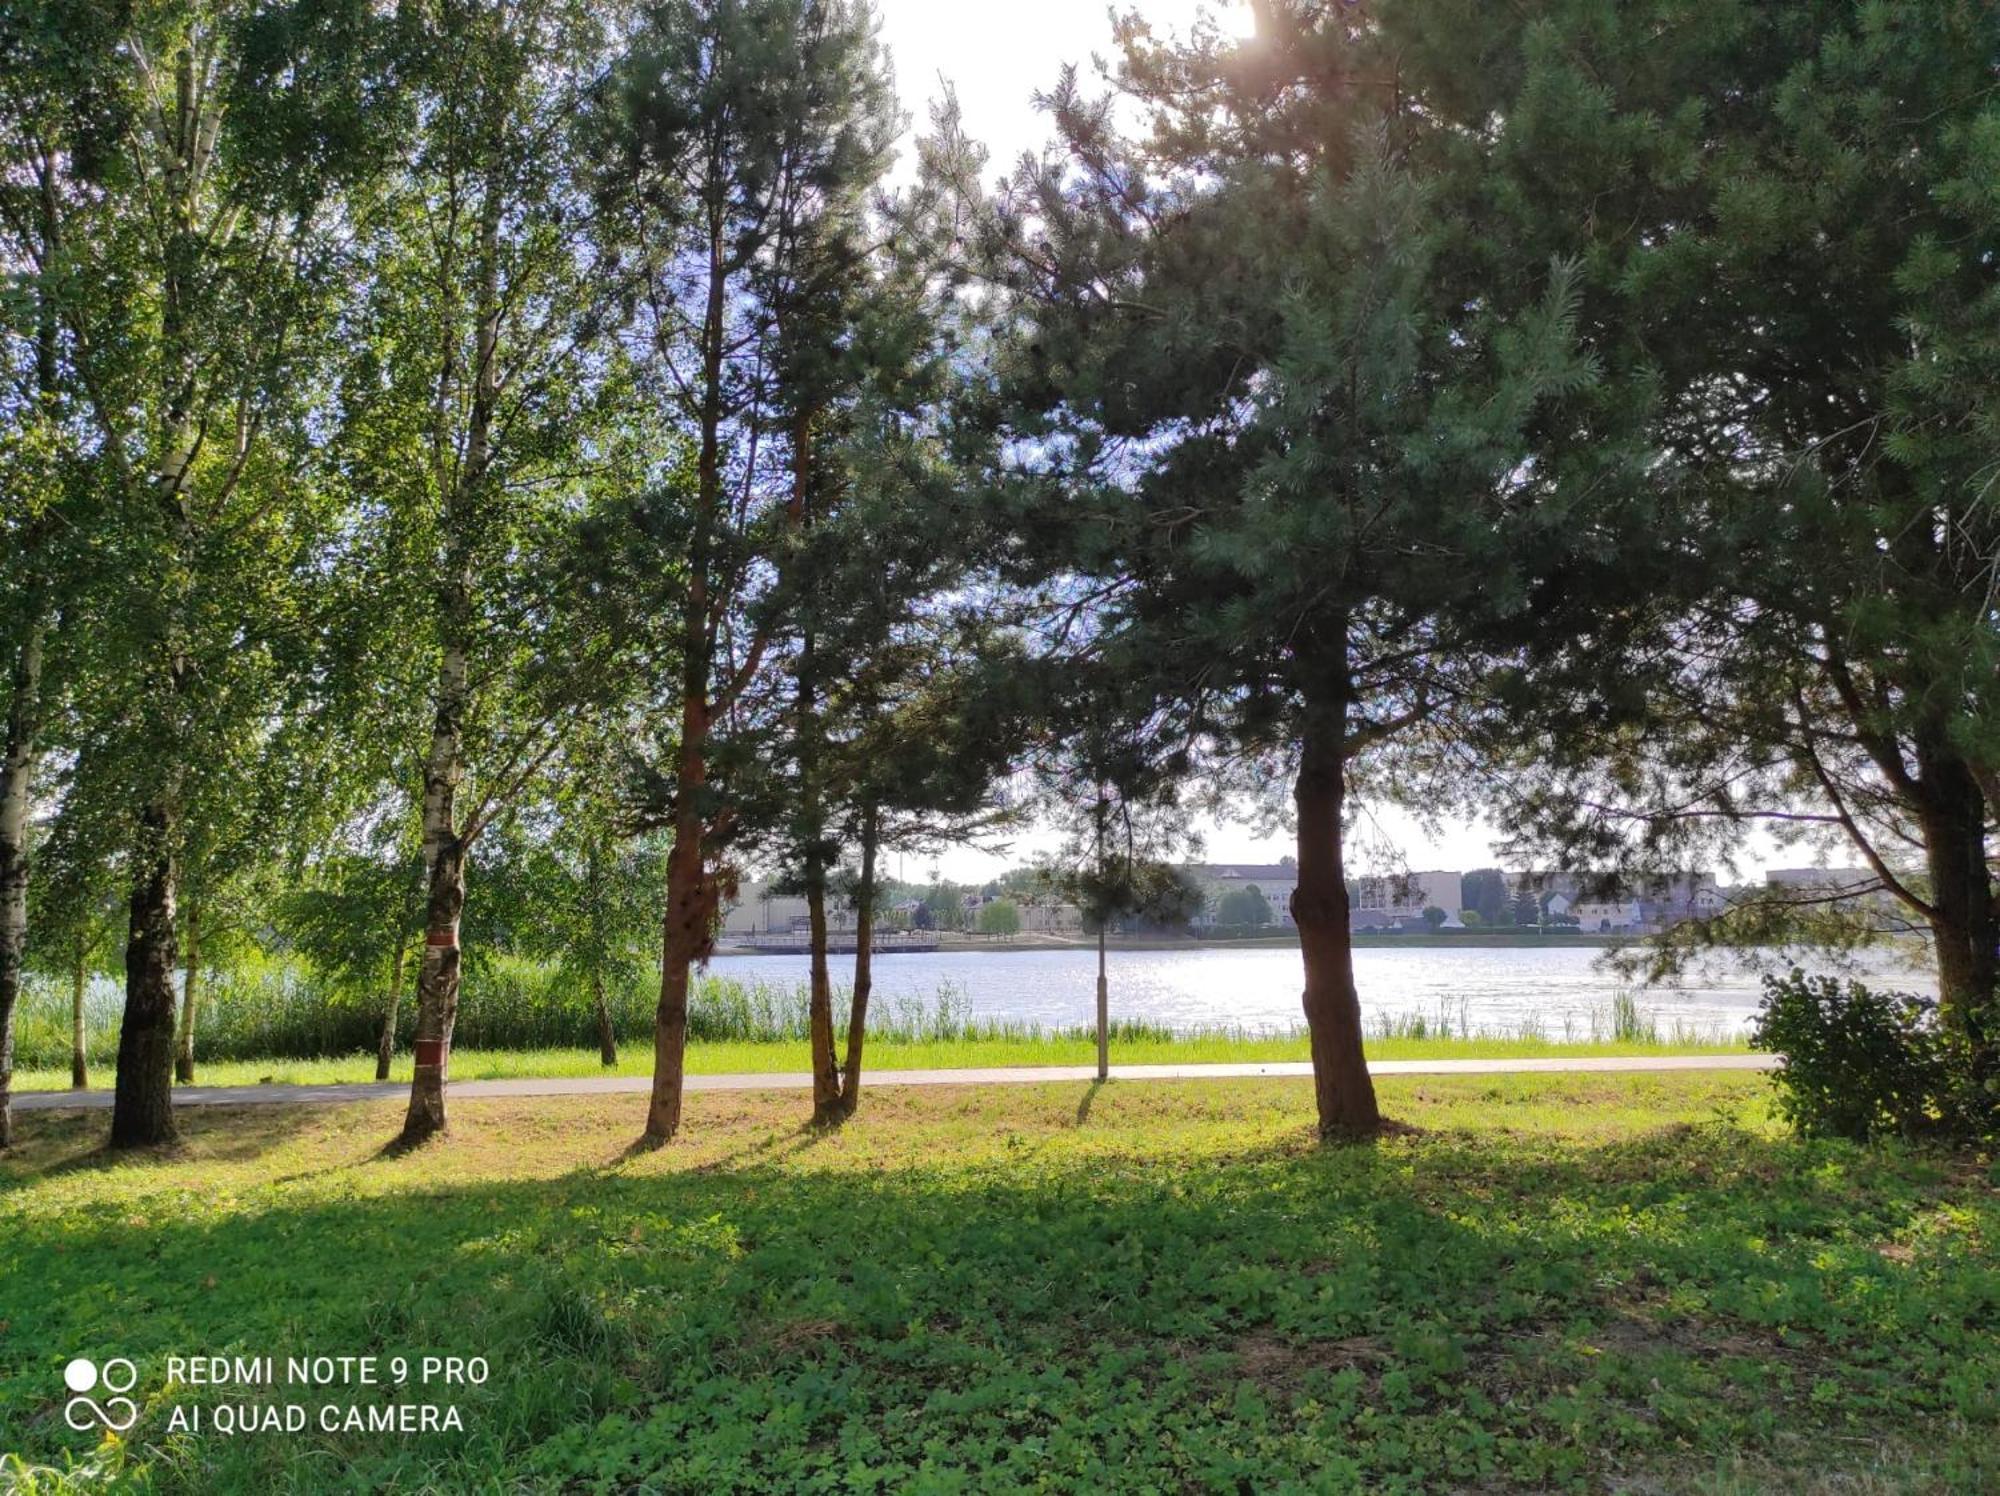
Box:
1414 0 2000 1108
766 98 1015 1124
990 7 1600 1137
594 0 899 1142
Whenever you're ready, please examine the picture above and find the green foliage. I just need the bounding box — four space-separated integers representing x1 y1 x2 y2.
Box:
589 0 910 895
13 960 1226 1070
3 0 1994 1168
1421 906 1448 931
3 1074 1995 1490
12 1020 1758 1094
1443 0 2000 1071
274 850 424 998
1460 872 1509 928
1216 886 1272 929
1751 970 1973 1142
976 899 1021 937
994 19 1607 810
1607 990 1657 1046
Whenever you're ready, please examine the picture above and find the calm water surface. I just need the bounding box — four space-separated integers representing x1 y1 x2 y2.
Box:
709 944 1934 1039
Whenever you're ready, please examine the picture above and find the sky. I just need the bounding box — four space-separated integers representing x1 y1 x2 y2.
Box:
863 2 1802 889
872 0 1255 187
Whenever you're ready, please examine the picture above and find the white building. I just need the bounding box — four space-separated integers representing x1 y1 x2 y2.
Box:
1192 863 1473 931
1765 867 1879 900
1567 897 1642 933
1544 873 1726 932
1350 870 1464 930
1763 866 1900 921
1020 900 1084 934
720 882 856 936
1191 863 1299 927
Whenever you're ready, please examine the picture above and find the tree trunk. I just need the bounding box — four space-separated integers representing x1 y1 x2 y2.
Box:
1914 743 1998 1102
649 643 717 1141
70 931 87 1089
806 854 842 1124
173 899 200 1084
1291 710 1380 1140
376 937 407 1081
399 176 503 1143
111 810 180 1148
0 622 43 1148
401 838 465 1143
646 192 740 1145
1096 922 1110 1083
788 400 840 1127
1093 803 1109 1083
839 805 878 1116
650 803 705 1141
798 621 839 1124
593 968 617 1067
112 50 203 1151
400 601 470 1144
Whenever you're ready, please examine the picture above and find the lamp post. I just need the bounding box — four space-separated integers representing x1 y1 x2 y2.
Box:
1094 804 1109 1082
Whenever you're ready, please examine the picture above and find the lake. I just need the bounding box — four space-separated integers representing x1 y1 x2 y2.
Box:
709 944 1935 1040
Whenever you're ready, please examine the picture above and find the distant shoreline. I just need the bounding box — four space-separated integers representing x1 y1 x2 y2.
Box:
714 930 1631 956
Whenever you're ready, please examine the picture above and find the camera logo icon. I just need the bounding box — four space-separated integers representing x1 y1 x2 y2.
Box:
63 1357 139 1432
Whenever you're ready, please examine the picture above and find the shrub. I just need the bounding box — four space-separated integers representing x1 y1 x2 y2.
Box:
1202 922 1284 940
1751 969 1965 1141
1215 886 1272 928
976 900 1021 937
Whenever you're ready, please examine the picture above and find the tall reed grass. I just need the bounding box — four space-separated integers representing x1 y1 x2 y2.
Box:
1364 991 1726 1047
12 955 1733 1071
9 960 1183 1067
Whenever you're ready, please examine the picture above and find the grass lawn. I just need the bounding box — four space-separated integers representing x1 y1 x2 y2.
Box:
9 1030 1750 1093
3 1072 1994 1492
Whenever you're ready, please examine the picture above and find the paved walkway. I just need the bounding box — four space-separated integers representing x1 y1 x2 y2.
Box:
12 1053 1776 1112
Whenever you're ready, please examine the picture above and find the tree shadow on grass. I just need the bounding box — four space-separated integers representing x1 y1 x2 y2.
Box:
0 1103 341 1190
1074 1079 1104 1125
3 1104 1993 1492
3 1112 1984 1488
671 1115 837 1174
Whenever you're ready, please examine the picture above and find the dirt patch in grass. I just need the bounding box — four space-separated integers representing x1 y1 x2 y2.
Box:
1232 1330 1388 1393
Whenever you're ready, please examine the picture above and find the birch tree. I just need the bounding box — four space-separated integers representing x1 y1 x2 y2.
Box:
343 0 630 1144
26 0 392 1146
0 0 128 1144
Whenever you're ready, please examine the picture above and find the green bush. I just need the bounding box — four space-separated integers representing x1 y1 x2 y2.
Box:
1200 922 1287 940
1751 968 1966 1141
976 899 1020 937
1215 886 1272 927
